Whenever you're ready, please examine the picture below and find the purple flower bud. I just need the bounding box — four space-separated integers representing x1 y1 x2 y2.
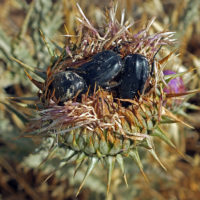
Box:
163 70 186 94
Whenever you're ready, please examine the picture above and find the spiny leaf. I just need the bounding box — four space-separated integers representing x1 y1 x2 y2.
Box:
39 30 55 58
43 161 68 184
76 157 98 197
164 68 195 83
7 96 39 101
116 154 128 187
159 49 175 65
160 117 180 124
152 126 176 148
24 70 44 90
61 149 77 163
175 109 188 118
129 149 149 182
162 107 193 129
10 56 46 79
50 39 63 53
182 102 200 110
106 156 116 197
38 144 58 169
0 101 29 123
146 137 167 171
166 88 200 98
74 153 87 177
9 101 43 110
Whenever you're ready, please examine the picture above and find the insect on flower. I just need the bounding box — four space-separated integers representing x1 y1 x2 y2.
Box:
119 46 162 99
48 71 87 103
118 53 150 99
47 46 162 104
47 50 123 103
21 3 183 197
71 50 123 90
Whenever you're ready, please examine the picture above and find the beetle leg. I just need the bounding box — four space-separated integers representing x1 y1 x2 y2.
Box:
104 80 122 90
150 45 162 76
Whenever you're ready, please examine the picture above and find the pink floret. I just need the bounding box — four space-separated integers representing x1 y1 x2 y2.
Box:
163 70 186 94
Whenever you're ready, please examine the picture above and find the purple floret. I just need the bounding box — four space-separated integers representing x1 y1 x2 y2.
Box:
163 70 185 94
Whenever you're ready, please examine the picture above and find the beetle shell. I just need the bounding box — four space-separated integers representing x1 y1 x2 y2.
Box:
49 71 87 102
75 50 123 88
119 54 149 99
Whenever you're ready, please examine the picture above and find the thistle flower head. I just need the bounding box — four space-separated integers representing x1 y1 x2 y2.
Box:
18 3 193 197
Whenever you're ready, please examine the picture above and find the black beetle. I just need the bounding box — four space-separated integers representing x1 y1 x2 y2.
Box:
47 50 122 104
47 47 161 104
73 50 123 90
118 46 162 100
118 54 149 99
49 71 87 103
